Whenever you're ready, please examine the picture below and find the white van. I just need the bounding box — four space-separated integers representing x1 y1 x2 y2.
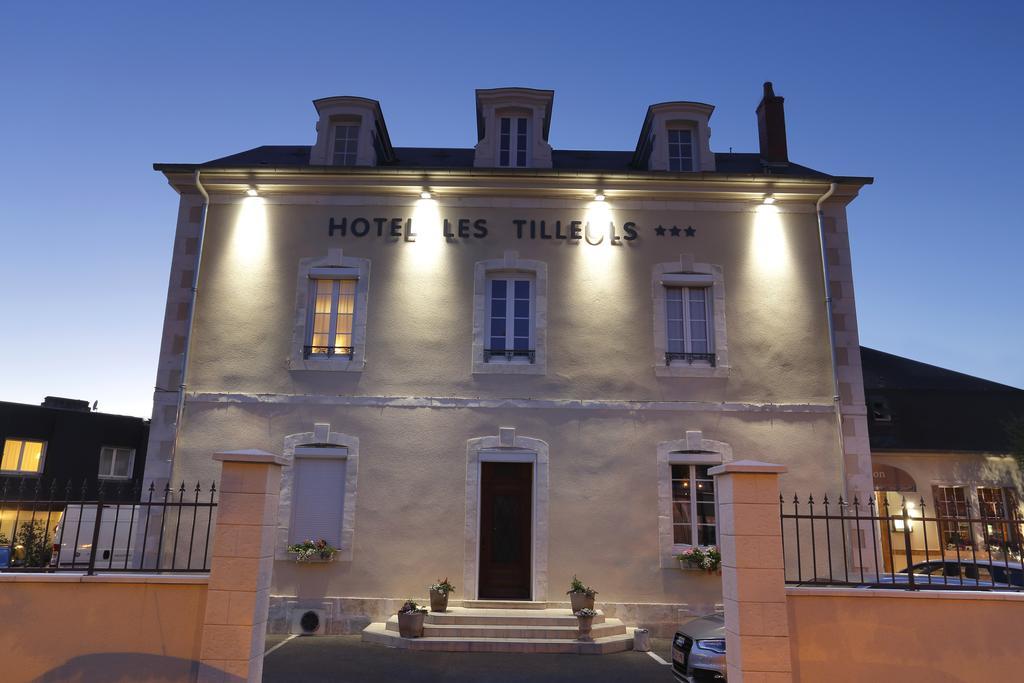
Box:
49 504 139 569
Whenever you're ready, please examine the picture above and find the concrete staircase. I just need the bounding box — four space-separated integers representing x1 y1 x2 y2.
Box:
361 602 635 654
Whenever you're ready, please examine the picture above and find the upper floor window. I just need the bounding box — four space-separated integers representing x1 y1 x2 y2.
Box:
499 117 529 168
98 447 135 479
665 285 713 366
667 128 693 171
1 439 45 474
485 275 534 363
332 123 359 166
306 278 356 359
672 464 717 546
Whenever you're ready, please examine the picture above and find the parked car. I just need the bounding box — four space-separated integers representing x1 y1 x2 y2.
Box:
49 503 137 569
900 559 1024 589
671 613 726 682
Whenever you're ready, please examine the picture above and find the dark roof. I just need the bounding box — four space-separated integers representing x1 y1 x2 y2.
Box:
861 346 1024 453
185 145 842 179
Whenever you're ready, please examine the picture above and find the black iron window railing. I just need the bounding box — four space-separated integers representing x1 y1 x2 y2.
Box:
483 348 536 363
0 477 217 574
665 352 716 366
780 493 1024 591
303 345 354 359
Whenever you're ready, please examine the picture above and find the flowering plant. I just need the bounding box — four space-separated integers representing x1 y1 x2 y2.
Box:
574 607 598 618
287 538 337 562
398 600 427 615
676 545 722 572
430 577 456 595
566 574 598 597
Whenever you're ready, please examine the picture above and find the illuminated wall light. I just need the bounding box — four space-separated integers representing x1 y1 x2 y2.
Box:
420 190 432 200
762 193 776 205
246 186 259 197
230 195 269 264
594 192 606 202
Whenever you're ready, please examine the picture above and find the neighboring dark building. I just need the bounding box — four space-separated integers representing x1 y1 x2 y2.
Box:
0 397 149 503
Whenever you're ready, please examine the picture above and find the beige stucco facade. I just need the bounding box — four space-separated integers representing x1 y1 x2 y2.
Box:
145 89 872 633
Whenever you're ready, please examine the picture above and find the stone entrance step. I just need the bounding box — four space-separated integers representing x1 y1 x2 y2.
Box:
361 607 634 655
461 600 553 610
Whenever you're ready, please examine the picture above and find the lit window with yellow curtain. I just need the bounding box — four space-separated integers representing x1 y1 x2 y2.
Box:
306 278 356 358
1 439 46 474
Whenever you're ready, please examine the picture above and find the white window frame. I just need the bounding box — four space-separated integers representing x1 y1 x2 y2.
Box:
665 284 713 364
670 463 718 548
484 273 536 364
1 438 46 475
331 122 360 166
288 249 370 372
652 256 729 378
98 446 135 480
498 116 530 168
667 127 695 171
472 254 547 375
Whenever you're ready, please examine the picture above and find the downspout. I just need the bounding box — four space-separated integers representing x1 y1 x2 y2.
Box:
170 169 210 471
816 182 847 489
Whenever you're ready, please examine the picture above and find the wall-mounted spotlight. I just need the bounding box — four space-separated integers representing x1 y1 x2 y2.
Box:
246 186 259 197
594 192 606 202
762 193 776 205
420 189 433 200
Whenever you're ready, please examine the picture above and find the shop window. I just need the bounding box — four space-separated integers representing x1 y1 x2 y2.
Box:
499 117 529 167
1 439 45 474
98 447 135 479
472 255 546 375
485 274 534 364
332 123 359 166
290 448 348 547
665 285 713 366
671 464 717 547
934 485 971 549
667 128 694 171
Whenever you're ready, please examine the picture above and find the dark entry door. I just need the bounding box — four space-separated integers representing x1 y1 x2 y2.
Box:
479 462 532 600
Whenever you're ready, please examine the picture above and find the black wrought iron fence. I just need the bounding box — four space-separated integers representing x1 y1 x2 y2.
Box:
0 478 217 574
780 493 1024 591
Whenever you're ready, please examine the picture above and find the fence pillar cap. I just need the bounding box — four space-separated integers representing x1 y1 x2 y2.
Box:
708 459 787 476
213 449 287 466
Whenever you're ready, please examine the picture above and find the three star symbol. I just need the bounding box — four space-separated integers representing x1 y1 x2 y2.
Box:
654 225 696 237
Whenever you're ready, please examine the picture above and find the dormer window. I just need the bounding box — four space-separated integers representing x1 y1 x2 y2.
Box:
667 128 694 171
499 117 529 167
332 122 360 166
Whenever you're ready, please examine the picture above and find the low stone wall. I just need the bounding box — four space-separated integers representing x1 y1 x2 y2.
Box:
788 586 1024 681
267 595 718 637
0 573 208 683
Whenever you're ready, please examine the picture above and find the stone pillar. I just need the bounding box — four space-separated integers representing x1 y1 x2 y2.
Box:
199 449 285 682
710 460 792 683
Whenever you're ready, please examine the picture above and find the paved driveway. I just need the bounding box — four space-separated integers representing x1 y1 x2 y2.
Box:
262 635 674 682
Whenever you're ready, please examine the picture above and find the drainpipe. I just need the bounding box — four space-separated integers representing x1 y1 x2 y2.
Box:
170 170 210 471
816 182 847 489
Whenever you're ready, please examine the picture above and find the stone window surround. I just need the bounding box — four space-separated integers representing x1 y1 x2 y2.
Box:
652 254 729 378
472 252 547 375
463 428 549 601
276 423 359 562
288 248 370 372
657 430 733 568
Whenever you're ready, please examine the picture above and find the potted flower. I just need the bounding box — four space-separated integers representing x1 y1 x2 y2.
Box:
566 575 597 612
397 600 428 638
676 546 722 573
574 607 598 641
287 538 338 562
429 577 456 612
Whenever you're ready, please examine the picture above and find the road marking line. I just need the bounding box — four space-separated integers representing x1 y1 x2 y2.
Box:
646 650 670 665
264 634 298 658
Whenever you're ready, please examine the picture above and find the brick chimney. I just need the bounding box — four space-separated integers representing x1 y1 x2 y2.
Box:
756 81 788 165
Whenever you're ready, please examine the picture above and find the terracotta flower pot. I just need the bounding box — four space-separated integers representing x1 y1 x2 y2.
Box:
576 615 594 641
397 611 425 638
429 589 449 613
569 592 595 612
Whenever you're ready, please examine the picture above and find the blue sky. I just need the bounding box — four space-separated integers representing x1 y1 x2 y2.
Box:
1 1 1021 417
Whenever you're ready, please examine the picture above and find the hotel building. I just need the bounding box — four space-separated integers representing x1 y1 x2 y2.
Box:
145 83 873 633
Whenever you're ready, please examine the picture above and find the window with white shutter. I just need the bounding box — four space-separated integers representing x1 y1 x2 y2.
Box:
290 449 348 547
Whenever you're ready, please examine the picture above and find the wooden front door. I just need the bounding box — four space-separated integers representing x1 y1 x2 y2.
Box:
479 462 532 600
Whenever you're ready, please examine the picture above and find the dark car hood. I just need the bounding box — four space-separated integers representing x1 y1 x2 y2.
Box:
677 614 725 640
